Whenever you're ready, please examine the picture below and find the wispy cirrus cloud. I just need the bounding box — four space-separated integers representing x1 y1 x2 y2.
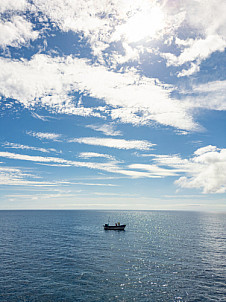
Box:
3 142 58 153
31 113 52 121
5 192 75 200
70 137 155 151
0 151 159 179
1 145 225 193
128 164 179 178
0 165 80 187
27 131 62 141
183 80 226 111
71 182 117 187
78 152 115 160
0 166 45 186
86 124 122 136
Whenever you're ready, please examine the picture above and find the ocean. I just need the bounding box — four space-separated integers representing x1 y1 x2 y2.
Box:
0 210 225 301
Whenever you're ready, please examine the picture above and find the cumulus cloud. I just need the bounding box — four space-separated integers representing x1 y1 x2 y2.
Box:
1 0 225 75
184 0 226 37
151 145 226 194
0 16 39 48
194 145 219 156
163 35 226 68
160 0 226 76
69 137 155 150
0 0 225 201
2 0 166 60
0 0 27 13
31 0 167 61
177 62 200 78
0 55 99 118
0 54 198 130
2 1 224 130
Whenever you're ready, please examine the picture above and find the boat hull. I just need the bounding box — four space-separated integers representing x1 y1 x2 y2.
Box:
104 225 126 230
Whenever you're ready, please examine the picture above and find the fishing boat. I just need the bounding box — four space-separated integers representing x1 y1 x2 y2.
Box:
103 222 126 230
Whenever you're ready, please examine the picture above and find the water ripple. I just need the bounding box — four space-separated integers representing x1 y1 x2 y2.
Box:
0 210 225 301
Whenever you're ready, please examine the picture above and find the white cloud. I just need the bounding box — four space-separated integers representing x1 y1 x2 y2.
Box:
151 146 226 194
86 124 122 136
112 4 165 43
194 145 219 156
3 142 57 153
31 0 166 60
71 182 117 187
79 152 115 160
27 0 188 67
1 0 225 75
0 151 148 178
0 55 99 118
0 166 46 186
0 150 178 180
128 164 178 177
27 131 62 141
163 35 226 67
0 16 39 48
0 165 79 187
0 152 69 165
6 192 75 200
193 80 226 94
1 144 226 193
0 0 28 13
161 0 226 76
0 54 198 130
70 137 155 150
184 0 226 37
31 113 50 121
183 80 226 111
177 62 200 78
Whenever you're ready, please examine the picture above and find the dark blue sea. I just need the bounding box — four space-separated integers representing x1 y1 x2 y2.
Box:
0 210 225 302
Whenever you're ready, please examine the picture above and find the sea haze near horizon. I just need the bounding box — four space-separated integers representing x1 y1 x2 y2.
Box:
0 210 225 301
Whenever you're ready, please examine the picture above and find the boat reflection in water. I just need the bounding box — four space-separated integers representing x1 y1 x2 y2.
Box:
104 222 126 231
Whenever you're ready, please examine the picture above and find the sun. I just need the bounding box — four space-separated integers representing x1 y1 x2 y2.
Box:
117 6 165 43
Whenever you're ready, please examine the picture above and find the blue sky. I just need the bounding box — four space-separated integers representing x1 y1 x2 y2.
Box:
0 0 226 211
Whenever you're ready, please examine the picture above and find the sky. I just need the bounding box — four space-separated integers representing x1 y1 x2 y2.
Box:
0 0 226 211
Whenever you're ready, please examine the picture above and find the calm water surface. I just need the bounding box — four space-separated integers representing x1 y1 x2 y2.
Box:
0 210 225 301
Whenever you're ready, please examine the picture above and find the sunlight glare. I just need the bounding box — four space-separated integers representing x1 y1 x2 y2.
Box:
122 6 165 43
